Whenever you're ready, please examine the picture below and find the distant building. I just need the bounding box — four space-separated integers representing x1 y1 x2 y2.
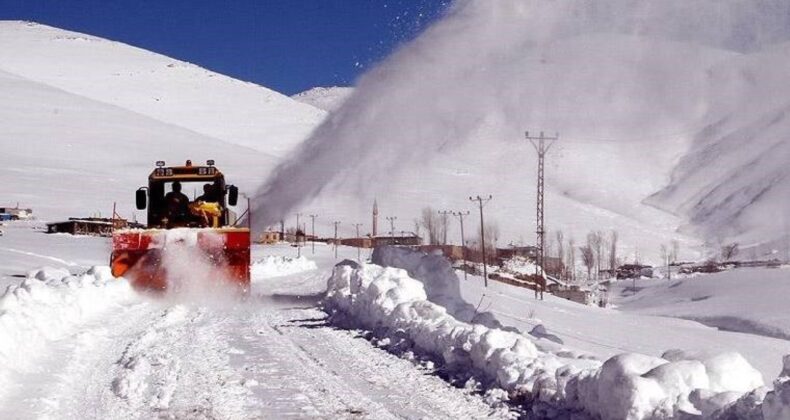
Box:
46 217 142 237
0 205 33 220
340 237 374 248
496 246 539 261
256 231 282 244
371 234 421 247
616 264 654 279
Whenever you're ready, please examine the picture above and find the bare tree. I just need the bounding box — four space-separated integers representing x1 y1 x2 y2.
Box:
413 219 422 244
671 239 680 264
420 207 443 245
580 245 594 281
660 244 669 278
567 237 576 283
556 230 565 280
439 211 449 245
587 231 603 280
479 220 500 254
721 243 739 261
609 230 618 272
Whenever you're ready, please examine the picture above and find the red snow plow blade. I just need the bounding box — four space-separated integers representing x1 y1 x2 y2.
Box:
111 227 250 293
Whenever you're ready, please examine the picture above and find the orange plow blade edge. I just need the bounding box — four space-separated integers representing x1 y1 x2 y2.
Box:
110 228 250 293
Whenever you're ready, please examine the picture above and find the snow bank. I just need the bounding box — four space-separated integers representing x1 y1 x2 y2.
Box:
0 266 135 392
325 260 776 418
251 255 317 280
371 246 485 324
762 355 790 420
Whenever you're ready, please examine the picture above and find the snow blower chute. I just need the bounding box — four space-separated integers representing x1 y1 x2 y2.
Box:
111 160 250 292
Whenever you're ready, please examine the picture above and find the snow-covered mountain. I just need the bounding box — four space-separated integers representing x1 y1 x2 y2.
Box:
0 21 325 158
4 14 790 263
292 87 354 113
0 21 324 220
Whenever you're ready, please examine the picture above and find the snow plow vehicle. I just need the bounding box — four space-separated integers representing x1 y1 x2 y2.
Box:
111 160 250 292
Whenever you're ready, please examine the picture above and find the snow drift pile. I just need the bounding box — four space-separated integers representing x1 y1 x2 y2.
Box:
371 246 483 323
0 266 135 393
324 259 789 418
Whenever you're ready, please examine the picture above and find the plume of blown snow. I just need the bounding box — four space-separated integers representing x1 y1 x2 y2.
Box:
251 0 790 231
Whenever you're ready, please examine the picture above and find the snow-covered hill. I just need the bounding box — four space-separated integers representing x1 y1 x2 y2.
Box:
647 42 790 252
0 21 326 220
0 21 325 158
0 68 275 220
292 87 354 113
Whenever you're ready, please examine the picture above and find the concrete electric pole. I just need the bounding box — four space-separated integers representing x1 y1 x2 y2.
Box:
353 223 363 261
333 221 341 259
469 195 492 287
309 214 318 254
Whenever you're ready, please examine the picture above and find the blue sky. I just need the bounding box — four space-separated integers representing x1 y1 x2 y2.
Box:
0 0 450 94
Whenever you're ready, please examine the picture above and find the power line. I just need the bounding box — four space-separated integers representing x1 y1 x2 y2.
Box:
526 131 558 300
469 195 492 287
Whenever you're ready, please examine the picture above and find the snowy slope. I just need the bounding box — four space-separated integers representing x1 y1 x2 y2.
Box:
613 267 790 341
0 68 275 220
291 86 354 113
255 0 790 262
0 21 325 158
647 42 790 252
262 34 733 263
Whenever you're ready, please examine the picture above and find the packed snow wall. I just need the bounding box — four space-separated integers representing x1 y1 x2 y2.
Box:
324 260 790 419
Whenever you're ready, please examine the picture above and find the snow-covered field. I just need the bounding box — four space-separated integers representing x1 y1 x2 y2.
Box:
0 226 504 418
612 268 790 342
3 222 790 418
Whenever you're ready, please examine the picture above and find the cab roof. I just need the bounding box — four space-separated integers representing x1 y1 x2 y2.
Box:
149 159 224 181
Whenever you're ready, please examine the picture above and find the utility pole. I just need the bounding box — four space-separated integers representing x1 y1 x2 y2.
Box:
353 223 363 261
309 214 318 254
386 216 397 245
469 195 492 287
333 221 341 259
440 210 470 281
296 213 302 258
526 131 558 299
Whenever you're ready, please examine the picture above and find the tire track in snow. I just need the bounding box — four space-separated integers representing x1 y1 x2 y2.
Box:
0 247 80 267
225 305 505 419
109 304 251 419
